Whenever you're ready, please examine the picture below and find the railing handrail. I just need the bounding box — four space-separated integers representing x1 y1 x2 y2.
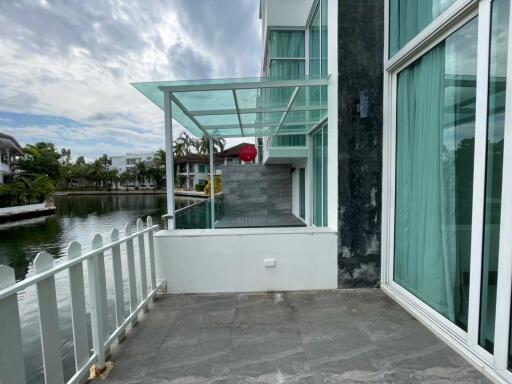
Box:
0 224 159 301
175 198 210 215
0 216 164 384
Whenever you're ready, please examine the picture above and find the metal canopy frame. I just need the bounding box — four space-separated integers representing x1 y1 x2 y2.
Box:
133 76 328 139
133 76 329 222
160 78 327 139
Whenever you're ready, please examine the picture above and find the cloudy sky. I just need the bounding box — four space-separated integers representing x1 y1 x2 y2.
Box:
0 0 261 160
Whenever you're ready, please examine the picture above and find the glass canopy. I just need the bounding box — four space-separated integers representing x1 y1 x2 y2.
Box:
132 76 328 138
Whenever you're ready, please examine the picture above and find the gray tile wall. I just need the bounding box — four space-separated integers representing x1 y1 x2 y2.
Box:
222 164 292 216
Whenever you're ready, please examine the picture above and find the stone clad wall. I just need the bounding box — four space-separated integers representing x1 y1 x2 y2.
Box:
337 0 384 287
221 164 292 216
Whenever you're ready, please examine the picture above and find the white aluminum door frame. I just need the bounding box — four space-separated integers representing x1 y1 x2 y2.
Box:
381 0 512 382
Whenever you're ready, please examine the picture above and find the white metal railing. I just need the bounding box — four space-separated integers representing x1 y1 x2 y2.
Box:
0 216 164 384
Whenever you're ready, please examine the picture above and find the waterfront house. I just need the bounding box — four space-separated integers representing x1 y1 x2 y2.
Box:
0 132 23 184
1 0 512 383
174 142 255 190
110 151 156 174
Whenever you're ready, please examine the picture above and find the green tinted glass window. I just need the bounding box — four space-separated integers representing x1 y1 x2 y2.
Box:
270 31 305 57
394 18 478 329
389 0 457 57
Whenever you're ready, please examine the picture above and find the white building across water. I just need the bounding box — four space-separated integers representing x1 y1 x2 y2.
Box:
110 151 156 173
0 132 23 184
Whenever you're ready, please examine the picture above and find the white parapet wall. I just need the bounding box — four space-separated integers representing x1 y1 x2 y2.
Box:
154 227 338 293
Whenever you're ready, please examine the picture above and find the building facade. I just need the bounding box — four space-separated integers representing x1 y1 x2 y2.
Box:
0 132 23 184
174 143 255 190
110 151 156 173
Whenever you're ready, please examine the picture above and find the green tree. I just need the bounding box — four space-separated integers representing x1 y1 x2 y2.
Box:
148 165 165 189
16 142 62 181
119 171 134 187
0 175 54 207
75 156 86 165
154 149 166 167
60 148 71 164
195 136 226 156
174 132 196 159
134 161 148 187
30 175 55 202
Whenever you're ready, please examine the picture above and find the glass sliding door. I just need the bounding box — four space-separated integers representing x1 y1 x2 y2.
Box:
479 0 509 354
312 124 328 226
394 18 478 328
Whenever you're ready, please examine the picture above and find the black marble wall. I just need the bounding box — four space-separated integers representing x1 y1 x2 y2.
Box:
337 0 384 287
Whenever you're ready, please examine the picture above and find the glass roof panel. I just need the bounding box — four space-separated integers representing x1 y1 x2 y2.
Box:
234 89 259 109
176 90 235 112
132 76 328 138
195 114 240 126
171 101 205 137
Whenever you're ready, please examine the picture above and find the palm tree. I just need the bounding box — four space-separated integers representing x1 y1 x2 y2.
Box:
119 171 134 187
134 161 148 187
195 136 226 156
154 149 166 168
174 132 196 159
60 148 71 164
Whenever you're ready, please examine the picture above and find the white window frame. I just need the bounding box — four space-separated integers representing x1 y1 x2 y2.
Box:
265 28 306 78
381 0 512 382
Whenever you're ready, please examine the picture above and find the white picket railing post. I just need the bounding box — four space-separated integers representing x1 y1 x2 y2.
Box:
88 234 109 371
136 218 148 312
147 216 157 294
0 266 27 384
124 223 138 326
34 251 65 384
110 228 126 342
0 221 162 384
66 242 89 383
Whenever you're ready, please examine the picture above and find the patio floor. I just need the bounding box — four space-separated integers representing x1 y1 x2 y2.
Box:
99 289 490 384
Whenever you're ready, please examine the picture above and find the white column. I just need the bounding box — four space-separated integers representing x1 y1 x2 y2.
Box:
209 137 215 229
467 0 492 347
164 90 176 229
327 0 338 230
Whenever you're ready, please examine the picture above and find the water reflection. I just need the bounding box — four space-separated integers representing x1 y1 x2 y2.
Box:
0 194 195 281
0 194 198 383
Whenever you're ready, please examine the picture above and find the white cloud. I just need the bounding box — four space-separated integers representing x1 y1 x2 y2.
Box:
0 0 261 158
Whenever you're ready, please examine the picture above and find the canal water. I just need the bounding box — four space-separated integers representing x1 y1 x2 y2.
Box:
0 194 198 383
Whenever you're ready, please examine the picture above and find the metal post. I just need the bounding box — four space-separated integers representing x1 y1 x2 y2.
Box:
164 90 176 229
209 137 215 229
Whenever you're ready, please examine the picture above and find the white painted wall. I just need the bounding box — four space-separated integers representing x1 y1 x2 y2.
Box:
154 227 338 293
110 151 156 173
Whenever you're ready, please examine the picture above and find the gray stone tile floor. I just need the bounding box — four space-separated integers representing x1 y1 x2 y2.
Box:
98 289 491 384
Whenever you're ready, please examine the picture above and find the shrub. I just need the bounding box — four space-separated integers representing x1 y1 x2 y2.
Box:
204 175 222 195
0 175 55 208
194 184 205 192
